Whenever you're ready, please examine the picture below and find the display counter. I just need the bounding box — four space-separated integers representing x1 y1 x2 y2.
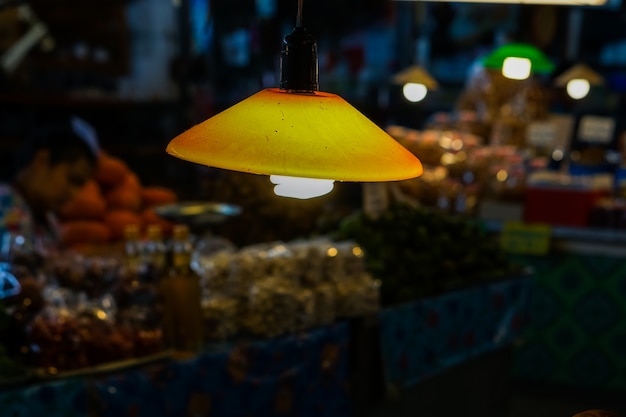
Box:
0 323 351 417
352 274 532 417
378 275 531 390
0 274 532 417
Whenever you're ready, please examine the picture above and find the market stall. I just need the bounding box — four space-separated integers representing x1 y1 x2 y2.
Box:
0 144 530 415
0 323 351 417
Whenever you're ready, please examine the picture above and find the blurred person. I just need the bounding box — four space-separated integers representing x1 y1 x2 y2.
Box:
0 116 99 254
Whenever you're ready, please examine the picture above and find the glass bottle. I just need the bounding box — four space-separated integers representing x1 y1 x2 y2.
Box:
159 224 203 353
142 224 167 284
123 224 142 281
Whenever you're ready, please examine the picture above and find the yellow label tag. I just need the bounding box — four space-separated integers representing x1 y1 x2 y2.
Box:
501 222 551 255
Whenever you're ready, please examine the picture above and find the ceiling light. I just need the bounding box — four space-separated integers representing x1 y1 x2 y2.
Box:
502 57 532 80
554 63 604 100
482 43 555 80
402 83 428 102
270 175 334 199
566 79 591 99
393 65 439 90
166 0 423 199
392 65 438 102
392 0 607 5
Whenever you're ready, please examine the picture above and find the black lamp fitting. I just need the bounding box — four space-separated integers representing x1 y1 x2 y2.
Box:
280 26 319 92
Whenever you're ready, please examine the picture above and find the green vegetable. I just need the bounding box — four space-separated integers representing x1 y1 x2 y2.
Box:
334 204 522 305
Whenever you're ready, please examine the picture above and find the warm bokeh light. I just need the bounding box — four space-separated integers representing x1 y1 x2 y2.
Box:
502 57 531 80
566 78 591 99
270 175 334 199
496 169 509 182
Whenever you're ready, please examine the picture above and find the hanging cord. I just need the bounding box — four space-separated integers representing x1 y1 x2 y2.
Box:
296 0 303 28
280 0 317 92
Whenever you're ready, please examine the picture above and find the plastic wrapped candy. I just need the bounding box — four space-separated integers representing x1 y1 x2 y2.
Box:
311 282 336 327
334 273 381 318
197 250 234 297
293 287 315 332
244 276 297 338
202 295 240 342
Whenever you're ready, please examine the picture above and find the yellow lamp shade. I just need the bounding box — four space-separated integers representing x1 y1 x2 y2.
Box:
167 88 423 182
554 63 604 87
392 65 439 90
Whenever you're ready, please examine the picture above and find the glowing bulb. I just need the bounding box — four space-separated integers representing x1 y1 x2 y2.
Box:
502 57 531 80
552 149 564 161
270 175 334 199
566 78 590 100
402 83 428 102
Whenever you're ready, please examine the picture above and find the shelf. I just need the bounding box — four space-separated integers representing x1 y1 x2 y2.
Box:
0 93 179 107
483 220 626 245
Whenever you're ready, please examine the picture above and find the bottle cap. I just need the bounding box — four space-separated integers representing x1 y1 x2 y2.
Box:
172 224 189 240
146 224 163 240
123 224 140 240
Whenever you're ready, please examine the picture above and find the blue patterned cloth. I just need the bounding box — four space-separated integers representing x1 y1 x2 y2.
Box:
0 322 351 417
0 378 88 417
378 276 532 389
0 278 532 415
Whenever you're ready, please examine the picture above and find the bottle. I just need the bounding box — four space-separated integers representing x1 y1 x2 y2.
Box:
137 224 167 333
159 224 203 353
123 224 142 281
142 224 167 284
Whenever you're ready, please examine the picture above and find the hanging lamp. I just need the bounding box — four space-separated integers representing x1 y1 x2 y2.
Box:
391 0 607 5
392 65 438 103
166 0 422 195
481 43 555 80
554 63 604 100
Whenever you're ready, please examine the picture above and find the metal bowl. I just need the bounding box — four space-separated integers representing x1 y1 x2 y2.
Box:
153 201 242 226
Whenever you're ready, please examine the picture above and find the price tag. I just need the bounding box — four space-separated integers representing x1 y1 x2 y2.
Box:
500 222 551 255
362 183 389 219
526 121 556 147
578 115 616 144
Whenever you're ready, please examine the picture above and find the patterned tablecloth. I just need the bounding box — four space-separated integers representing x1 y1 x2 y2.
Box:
378 275 533 389
0 276 533 416
0 322 351 417
512 252 626 390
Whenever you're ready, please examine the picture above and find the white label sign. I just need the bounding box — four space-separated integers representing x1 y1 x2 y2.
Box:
578 115 616 144
526 121 557 147
362 183 389 219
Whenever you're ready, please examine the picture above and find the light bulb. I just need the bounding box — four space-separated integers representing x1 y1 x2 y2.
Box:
402 83 428 102
566 78 590 100
502 57 531 80
270 175 335 199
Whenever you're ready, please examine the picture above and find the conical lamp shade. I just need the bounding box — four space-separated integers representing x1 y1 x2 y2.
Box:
482 43 555 74
555 63 604 86
392 65 439 90
167 88 423 182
